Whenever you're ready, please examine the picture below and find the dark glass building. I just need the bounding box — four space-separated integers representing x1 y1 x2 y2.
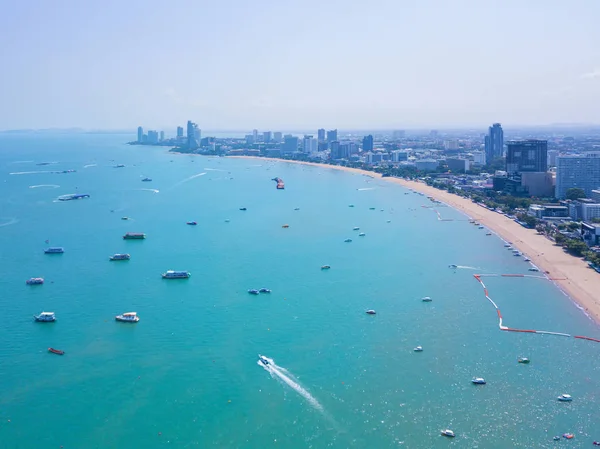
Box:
484 123 504 163
362 135 374 152
506 140 548 175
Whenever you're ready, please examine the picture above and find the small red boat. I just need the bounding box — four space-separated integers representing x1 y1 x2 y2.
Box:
48 347 64 355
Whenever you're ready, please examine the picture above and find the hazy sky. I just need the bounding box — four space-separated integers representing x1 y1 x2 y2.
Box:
2 0 600 131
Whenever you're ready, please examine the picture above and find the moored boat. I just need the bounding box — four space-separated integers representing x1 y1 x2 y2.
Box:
344 238 352 243
48 347 64 355
472 377 486 385
517 357 530 364
557 394 572 402
110 253 130 261
365 309 376 315
123 232 145 240
414 346 423 352
186 221 197 225
321 265 331 270
422 296 432 302
115 312 139 322
358 232 366 236
141 177 152 182
44 247 64 254
248 289 260 295
34 312 56 322
441 429 455 438
162 270 191 279
26 277 44 285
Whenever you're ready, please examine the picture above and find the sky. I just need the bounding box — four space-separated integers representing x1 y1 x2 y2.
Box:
1 0 600 131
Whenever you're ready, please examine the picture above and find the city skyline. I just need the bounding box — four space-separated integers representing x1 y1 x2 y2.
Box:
1 1 600 130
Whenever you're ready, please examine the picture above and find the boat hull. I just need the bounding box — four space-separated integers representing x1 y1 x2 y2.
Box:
48 348 64 355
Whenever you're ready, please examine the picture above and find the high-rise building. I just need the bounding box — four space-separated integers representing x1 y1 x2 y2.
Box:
252 129 258 143
444 140 459 150
273 132 283 143
329 141 342 160
505 140 548 175
548 150 559 167
281 135 299 154
303 135 317 154
317 128 326 142
177 126 184 138
194 128 201 144
187 121 199 150
263 131 272 143
327 129 338 142
147 130 159 144
556 152 600 199
160 131 165 141
362 135 374 152
485 123 504 162
137 126 143 142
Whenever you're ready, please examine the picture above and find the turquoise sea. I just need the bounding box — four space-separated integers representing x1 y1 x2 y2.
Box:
1 134 599 448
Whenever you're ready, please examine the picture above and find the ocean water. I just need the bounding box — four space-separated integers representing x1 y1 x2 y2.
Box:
1 134 599 449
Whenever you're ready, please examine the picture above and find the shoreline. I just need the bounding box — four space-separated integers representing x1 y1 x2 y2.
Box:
227 155 600 325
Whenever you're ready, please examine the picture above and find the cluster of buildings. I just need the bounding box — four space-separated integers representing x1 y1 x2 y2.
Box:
135 121 203 150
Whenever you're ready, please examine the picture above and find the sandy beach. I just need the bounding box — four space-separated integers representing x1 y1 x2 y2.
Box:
229 155 600 324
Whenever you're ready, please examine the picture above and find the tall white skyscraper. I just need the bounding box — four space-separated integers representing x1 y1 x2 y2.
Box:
303 135 317 154
556 152 600 198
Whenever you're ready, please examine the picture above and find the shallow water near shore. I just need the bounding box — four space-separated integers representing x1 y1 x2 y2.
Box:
1 134 600 448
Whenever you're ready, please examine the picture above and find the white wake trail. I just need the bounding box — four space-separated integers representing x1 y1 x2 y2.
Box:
171 172 207 189
357 187 376 191
29 184 60 189
258 357 324 412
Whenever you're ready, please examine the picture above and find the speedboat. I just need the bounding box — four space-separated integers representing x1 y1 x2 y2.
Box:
121 217 129 220
365 309 376 315
422 296 432 302
110 253 130 261
448 264 458 269
358 232 366 236
563 433 574 439
259 288 271 293
441 429 455 438
34 312 56 322
258 354 270 366
239 207 247 211
248 289 260 295
414 346 423 352
26 277 44 285
162 270 191 279
321 265 331 270
115 312 139 322
141 177 152 182
44 247 64 254
523 257 531 262
528 267 539 272
48 347 64 355
282 224 289 228
344 238 352 243
472 377 486 385
557 394 572 402
517 357 530 364
353 227 360 231
187 221 197 225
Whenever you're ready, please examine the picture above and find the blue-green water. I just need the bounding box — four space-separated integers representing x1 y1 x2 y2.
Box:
1 134 599 448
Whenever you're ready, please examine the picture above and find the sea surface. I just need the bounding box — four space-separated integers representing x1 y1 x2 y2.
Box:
1 133 599 449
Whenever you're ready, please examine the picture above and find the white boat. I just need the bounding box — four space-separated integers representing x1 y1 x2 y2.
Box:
365 309 376 315
258 354 270 366
115 312 139 322
259 288 271 293
161 270 191 279
422 296 432 302
358 232 366 236
353 227 360 230
441 429 455 438
110 253 130 261
472 377 486 385
44 247 64 254
557 394 572 402
34 312 56 322
528 267 539 272
414 346 423 352
26 277 44 285
523 257 531 262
